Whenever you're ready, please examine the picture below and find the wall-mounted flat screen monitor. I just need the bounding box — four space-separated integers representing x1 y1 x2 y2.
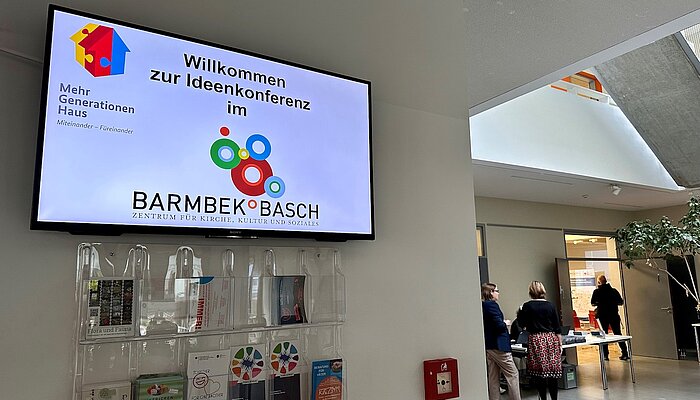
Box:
32 5 374 240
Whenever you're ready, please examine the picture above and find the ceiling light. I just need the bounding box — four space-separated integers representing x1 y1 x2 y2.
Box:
610 184 622 196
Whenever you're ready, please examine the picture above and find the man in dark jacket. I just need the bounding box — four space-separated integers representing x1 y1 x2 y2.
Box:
591 275 629 360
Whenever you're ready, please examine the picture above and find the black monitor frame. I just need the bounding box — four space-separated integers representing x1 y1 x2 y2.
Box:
30 4 374 241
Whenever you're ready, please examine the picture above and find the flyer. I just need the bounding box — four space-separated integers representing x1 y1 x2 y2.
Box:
311 359 343 400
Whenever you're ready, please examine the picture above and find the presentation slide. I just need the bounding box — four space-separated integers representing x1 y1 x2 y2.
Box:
36 9 372 236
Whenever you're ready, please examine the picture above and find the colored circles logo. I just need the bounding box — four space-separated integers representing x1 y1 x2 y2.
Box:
231 346 265 381
210 126 286 197
270 341 299 375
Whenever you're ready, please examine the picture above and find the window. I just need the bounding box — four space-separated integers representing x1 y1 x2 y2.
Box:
476 225 486 257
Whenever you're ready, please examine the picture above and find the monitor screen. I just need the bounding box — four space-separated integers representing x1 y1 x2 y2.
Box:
32 6 374 240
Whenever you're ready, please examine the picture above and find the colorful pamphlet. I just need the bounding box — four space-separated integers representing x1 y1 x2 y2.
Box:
82 380 131 400
86 278 135 338
229 344 267 400
187 350 230 400
191 277 230 331
269 340 302 400
135 373 184 400
272 276 307 325
172 277 230 332
311 359 343 400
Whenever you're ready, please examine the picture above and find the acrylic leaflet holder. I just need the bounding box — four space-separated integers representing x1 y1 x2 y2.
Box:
73 243 347 400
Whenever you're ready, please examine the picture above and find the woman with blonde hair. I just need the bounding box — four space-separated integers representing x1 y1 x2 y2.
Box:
519 281 562 400
481 283 521 400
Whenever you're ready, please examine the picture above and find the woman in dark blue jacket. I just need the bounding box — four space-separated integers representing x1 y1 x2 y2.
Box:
482 283 521 400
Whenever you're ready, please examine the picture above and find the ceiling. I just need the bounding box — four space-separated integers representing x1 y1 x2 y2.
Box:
463 0 700 111
472 161 692 211
467 2 700 212
597 34 700 189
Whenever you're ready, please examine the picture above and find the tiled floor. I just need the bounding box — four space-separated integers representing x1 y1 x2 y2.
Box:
509 349 700 399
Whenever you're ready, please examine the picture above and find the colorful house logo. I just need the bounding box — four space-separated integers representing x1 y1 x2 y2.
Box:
70 23 129 77
210 126 286 198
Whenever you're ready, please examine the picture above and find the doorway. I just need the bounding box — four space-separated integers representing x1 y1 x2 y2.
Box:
562 234 630 362
564 235 626 334
667 256 700 359
561 233 692 360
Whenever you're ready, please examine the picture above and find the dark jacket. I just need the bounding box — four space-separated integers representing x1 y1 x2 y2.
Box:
482 300 512 352
519 299 561 334
591 283 623 319
509 308 524 341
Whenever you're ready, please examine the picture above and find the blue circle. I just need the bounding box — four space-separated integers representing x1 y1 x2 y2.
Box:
265 176 285 198
99 57 110 68
246 134 271 161
218 146 235 162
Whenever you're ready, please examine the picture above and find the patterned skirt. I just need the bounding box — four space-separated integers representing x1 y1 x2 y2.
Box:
526 332 562 378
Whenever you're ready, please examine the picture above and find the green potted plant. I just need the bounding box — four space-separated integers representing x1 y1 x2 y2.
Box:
613 197 700 313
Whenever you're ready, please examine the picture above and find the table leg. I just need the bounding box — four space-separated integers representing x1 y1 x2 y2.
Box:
694 326 700 366
598 343 608 390
627 339 635 383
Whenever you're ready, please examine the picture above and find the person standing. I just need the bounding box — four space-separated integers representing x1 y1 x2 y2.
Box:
591 275 629 360
482 283 522 400
519 281 562 400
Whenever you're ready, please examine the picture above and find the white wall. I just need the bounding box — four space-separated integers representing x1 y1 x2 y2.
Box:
470 86 680 189
0 1 485 399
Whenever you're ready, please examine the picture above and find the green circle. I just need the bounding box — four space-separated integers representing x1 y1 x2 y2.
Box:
270 182 281 193
210 138 241 169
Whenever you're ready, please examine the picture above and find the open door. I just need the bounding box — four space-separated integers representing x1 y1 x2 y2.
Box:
556 258 574 327
556 258 578 365
623 261 678 359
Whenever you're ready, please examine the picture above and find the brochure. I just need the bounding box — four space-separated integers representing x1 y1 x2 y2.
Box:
82 380 131 400
172 277 230 332
229 344 266 400
269 341 302 400
86 278 135 339
187 350 230 400
271 276 307 325
135 373 184 400
311 359 343 400
228 381 265 400
270 374 300 400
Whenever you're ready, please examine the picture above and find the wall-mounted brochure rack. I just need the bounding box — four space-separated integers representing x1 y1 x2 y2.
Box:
73 243 346 400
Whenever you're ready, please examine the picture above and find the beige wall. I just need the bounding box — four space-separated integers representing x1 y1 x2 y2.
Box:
476 197 700 336
484 226 566 320
633 203 689 223
475 197 633 231
476 197 633 320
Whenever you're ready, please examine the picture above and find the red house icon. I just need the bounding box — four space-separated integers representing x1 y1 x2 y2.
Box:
75 25 130 77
